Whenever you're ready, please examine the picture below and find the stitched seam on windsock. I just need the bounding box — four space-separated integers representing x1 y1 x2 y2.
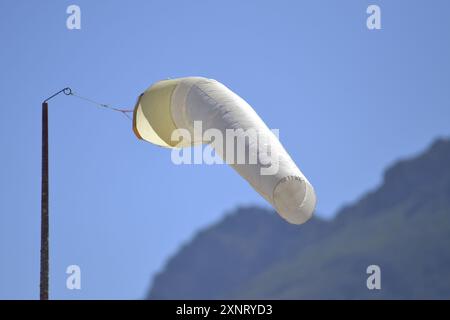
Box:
272 175 305 205
171 79 196 134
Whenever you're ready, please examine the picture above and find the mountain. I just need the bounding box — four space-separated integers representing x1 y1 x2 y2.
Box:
148 138 450 299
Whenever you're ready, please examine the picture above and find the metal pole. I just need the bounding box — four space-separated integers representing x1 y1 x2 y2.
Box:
39 88 71 300
40 102 49 300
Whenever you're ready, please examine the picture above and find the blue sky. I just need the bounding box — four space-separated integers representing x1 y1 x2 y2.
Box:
1 0 449 299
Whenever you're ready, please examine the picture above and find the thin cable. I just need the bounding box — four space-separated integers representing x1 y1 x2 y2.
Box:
69 91 133 120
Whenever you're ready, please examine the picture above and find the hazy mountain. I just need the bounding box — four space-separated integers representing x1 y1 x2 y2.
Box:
148 138 450 299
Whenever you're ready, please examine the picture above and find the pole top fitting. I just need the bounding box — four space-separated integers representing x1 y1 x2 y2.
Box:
43 87 72 103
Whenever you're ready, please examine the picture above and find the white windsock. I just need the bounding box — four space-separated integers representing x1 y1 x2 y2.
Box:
133 77 316 224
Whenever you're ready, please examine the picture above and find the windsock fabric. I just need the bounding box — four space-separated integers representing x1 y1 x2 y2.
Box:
133 77 316 224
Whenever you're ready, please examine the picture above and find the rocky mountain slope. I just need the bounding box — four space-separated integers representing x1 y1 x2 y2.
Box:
148 138 450 299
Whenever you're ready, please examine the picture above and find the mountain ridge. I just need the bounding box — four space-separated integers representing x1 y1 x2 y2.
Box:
148 137 450 299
